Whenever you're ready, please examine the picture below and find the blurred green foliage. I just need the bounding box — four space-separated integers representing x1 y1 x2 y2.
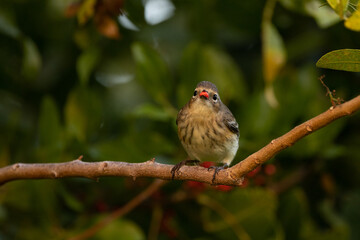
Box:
0 0 360 239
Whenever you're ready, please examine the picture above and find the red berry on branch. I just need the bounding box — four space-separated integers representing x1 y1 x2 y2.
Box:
200 161 215 168
215 185 233 192
186 181 206 192
264 164 277 176
247 166 261 178
254 175 266 186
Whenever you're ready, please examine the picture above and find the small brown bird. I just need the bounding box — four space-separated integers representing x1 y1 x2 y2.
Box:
172 81 239 183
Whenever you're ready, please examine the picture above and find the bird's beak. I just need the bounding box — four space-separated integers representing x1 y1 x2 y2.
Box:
199 90 209 99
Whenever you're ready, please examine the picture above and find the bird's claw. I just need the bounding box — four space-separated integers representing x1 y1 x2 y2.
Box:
171 160 200 180
208 164 229 184
171 162 184 180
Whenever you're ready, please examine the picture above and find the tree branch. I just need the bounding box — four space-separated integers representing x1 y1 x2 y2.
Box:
0 95 359 186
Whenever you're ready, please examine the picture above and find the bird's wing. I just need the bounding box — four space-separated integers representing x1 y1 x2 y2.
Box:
176 101 191 126
225 119 239 135
176 109 182 125
222 104 239 136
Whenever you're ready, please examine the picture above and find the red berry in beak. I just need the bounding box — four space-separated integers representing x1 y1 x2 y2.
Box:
199 90 209 99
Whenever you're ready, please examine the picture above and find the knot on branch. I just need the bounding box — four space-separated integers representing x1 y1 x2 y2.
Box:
72 159 83 164
12 163 20 170
146 158 156 164
51 170 58 178
99 162 108 172
306 124 313 132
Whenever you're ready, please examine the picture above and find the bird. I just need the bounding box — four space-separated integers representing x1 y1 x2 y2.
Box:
172 81 239 183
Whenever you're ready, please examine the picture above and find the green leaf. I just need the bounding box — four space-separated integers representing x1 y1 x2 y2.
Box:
316 49 360 72
264 84 279 108
38 96 62 146
59 185 84 212
76 48 99 85
22 37 42 80
319 200 349 229
238 91 278 140
131 42 172 106
280 0 340 28
179 42 246 106
262 21 285 107
262 21 286 84
64 87 102 143
133 103 172 121
306 0 341 28
0 9 21 38
96 219 145 240
344 4 360 31
327 0 349 18
77 0 97 25
64 89 87 142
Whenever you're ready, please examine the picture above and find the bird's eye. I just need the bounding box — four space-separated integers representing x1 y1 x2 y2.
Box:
213 94 218 101
193 90 197 96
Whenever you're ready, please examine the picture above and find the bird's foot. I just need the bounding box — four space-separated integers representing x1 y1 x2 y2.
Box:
171 159 200 180
208 163 229 184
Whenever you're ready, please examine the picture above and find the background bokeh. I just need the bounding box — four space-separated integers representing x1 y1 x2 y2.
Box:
0 0 360 239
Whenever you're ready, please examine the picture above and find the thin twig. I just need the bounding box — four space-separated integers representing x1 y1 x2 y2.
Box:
148 204 163 240
319 75 344 107
268 167 309 194
69 179 165 240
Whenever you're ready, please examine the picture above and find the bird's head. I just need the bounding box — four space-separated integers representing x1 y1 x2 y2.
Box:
191 81 221 112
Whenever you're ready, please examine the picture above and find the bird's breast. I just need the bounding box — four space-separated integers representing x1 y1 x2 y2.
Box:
177 113 238 163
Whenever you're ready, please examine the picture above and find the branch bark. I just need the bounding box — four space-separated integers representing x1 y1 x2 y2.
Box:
0 95 360 186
